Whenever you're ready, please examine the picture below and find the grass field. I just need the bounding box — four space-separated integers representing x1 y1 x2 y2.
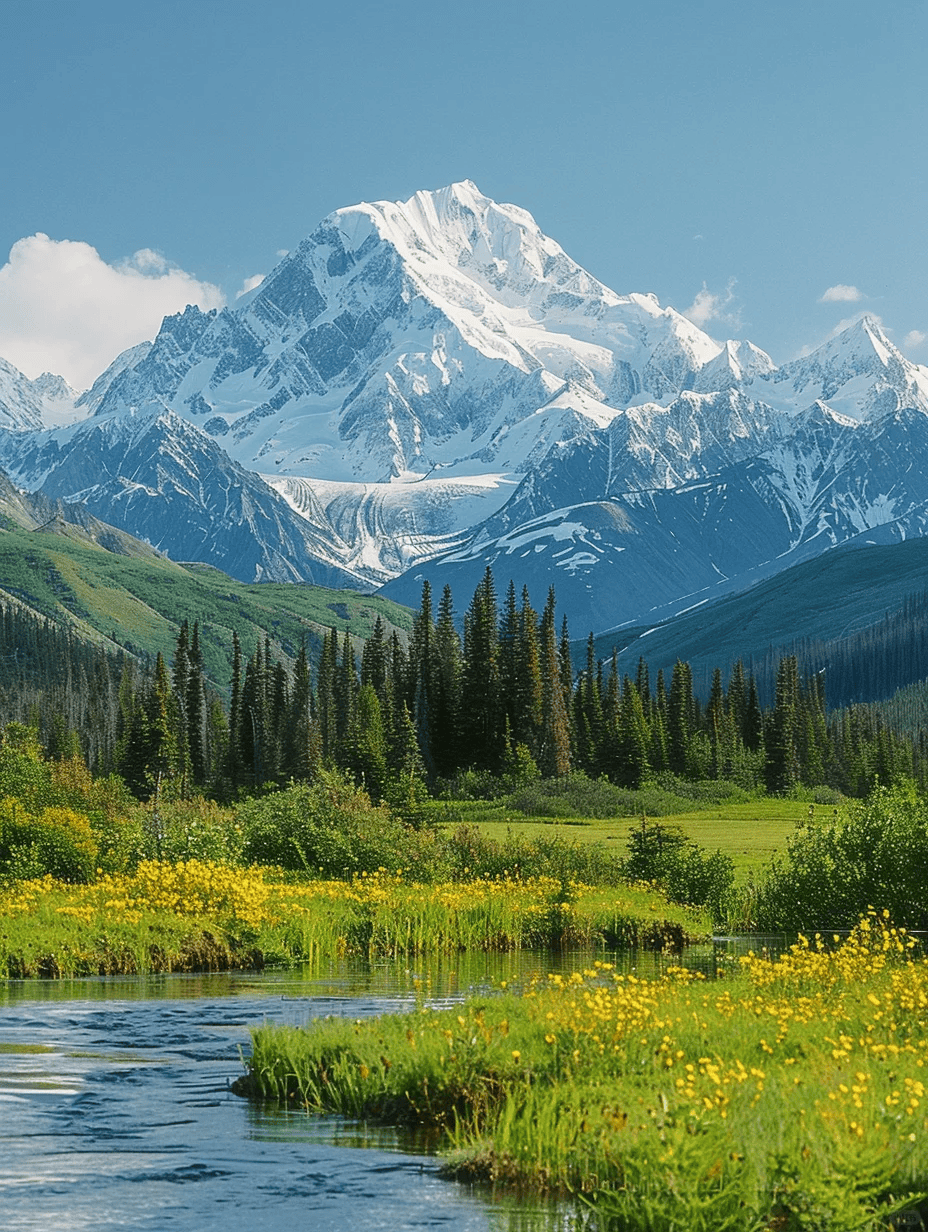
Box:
0 862 710 978
429 798 814 879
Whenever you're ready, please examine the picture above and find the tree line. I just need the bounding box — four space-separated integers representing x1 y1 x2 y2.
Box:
0 571 922 803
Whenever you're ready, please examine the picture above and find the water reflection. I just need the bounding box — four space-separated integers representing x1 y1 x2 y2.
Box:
0 935 780 1008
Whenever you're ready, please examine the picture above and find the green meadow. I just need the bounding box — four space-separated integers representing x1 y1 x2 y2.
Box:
427 797 810 879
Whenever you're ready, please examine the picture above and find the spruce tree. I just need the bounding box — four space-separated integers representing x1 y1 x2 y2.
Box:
514 586 543 754
537 590 571 777
430 585 462 777
186 621 207 788
227 631 243 788
765 656 801 793
667 660 694 776
461 567 502 769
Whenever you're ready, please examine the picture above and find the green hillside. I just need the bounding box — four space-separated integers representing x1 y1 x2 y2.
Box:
0 525 413 691
588 538 928 698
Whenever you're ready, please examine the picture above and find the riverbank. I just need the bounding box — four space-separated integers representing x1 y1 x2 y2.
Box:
241 912 928 1231
0 861 709 977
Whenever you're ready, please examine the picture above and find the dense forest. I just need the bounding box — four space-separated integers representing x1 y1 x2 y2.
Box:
0 568 924 804
747 589 928 709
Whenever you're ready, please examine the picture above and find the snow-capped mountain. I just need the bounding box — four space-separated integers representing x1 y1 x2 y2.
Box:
83 181 727 486
1 180 927 627
381 395 928 633
756 316 928 421
0 407 363 587
0 359 78 432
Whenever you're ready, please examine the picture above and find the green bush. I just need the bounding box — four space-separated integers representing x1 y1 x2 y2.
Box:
106 797 243 870
0 801 99 882
751 784 928 931
0 725 54 813
624 818 734 924
435 822 626 885
238 769 413 876
505 772 640 818
502 772 755 821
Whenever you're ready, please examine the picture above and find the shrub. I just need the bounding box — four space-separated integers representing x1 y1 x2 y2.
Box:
436 767 508 801
111 797 243 869
422 823 626 886
751 784 928 931
239 769 413 876
0 724 54 814
505 772 640 818
504 772 755 821
0 801 98 882
624 817 735 924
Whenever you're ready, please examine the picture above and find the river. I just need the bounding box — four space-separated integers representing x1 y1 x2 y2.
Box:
0 944 759 1231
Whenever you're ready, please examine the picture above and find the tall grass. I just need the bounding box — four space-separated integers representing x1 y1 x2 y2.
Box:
0 862 707 977
242 913 928 1231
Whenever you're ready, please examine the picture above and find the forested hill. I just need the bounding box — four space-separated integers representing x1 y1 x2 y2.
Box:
0 524 412 691
3 565 921 806
594 538 928 708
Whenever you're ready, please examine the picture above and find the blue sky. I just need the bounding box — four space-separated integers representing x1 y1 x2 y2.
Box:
2 0 926 387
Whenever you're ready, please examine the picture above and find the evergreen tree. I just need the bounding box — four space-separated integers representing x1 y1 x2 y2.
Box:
537 590 571 777
667 660 695 776
765 656 801 793
634 656 652 717
284 637 315 781
172 621 191 795
360 616 389 700
345 683 388 800
186 621 207 788
616 675 650 788
514 586 543 754
574 633 604 773
316 628 339 762
461 567 502 768
226 631 243 788
239 644 267 787
409 582 435 776
498 580 520 736
430 585 462 777
743 675 765 753
335 630 358 754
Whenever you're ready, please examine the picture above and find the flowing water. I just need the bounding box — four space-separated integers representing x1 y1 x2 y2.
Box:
0 943 763 1231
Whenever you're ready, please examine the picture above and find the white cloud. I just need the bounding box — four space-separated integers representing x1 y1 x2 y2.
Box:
820 284 864 303
236 273 265 299
904 330 926 350
276 249 289 258
0 233 225 390
682 279 741 331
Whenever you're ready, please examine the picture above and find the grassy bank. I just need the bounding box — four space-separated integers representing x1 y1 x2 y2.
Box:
241 913 928 1231
0 861 708 978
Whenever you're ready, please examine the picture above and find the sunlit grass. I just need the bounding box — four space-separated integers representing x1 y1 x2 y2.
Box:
436 798 812 878
244 912 928 1230
0 862 708 977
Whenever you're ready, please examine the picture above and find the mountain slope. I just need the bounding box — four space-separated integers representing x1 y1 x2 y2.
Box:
590 536 928 704
0 517 412 690
0 408 366 587
383 391 928 634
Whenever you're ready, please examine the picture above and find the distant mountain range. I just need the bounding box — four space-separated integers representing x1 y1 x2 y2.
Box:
1 180 927 636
